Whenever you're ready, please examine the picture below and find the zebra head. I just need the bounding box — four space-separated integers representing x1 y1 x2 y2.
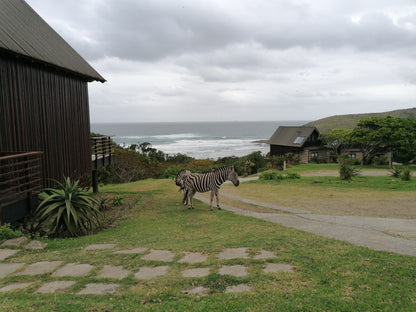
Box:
228 166 240 187
174 169 191 190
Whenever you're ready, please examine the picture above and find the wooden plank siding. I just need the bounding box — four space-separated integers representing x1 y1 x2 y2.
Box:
0 54 92 188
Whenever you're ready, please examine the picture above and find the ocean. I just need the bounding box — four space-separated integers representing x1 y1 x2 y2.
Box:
91 121 308 160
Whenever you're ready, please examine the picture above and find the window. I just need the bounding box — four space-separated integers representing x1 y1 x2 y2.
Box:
349 153 356 158
293 136 305 144
311 152 319 158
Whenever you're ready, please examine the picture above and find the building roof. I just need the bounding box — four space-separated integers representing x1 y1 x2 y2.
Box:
268 126 319 147
0 0 105 82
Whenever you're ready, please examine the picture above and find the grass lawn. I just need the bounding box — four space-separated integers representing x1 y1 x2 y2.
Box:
1 175 415 311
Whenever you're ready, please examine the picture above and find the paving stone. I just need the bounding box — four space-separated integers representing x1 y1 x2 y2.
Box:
254 250 276 259
141 249 175 262
182 267 210 278
134 266 169 280
217 247 249 260
0 263 25 278
263 263 295 273
0 282 33 292
52 263 94 277
85 244 116 250
183 286 209 296
178 252 208 264
97 265 130 279
77 283 119 295
26 240 47 250
0 249 19 261
15 261 63 276
36 281 76 294
114 247 148 255
1 236 28 247
225 284 252 293
219 265 248 277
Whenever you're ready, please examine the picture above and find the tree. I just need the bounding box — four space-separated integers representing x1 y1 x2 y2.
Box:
350 117 416 164
320 128 353 160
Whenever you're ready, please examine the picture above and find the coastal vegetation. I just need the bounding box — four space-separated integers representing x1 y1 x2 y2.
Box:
93 115 416 186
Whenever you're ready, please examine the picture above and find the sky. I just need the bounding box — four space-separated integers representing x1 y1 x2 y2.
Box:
26 0 416 123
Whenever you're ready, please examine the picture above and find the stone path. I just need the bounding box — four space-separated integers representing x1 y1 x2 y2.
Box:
195 192 416 257
0 239 294 295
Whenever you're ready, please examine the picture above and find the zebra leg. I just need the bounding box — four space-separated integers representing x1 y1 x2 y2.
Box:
188 190 196 209
215 189 221 210
210 190 215 211
183 189 188 205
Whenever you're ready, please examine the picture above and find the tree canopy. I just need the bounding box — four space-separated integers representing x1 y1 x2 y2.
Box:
350 117 416 164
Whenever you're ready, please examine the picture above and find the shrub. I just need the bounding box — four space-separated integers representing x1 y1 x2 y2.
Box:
259 170 300 181
389 165 402 178
338 154 360 181
112 195 124 206
260 170 284 181
270 156 285 170
35 177 101 237
401 167 412 181
285 172 301 179
0 223 24 241
373 155 388 166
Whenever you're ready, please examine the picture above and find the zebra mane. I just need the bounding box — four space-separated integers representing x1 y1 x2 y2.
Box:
214 166 234 172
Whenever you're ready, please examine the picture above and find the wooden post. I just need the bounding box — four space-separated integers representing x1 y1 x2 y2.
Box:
92 170 99 193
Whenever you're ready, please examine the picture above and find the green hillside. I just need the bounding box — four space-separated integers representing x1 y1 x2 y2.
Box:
304 107 416 133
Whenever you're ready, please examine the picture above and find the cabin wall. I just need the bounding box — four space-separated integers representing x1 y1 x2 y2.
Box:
0 54 92 187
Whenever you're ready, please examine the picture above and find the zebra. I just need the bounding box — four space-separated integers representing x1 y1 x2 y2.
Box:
183 166 240 211
174 169 192 193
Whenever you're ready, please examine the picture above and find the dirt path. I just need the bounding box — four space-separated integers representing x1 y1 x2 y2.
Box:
195 175 416 256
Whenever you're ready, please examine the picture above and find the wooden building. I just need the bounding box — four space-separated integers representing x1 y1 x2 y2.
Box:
268 126 328 163
0 0 108 223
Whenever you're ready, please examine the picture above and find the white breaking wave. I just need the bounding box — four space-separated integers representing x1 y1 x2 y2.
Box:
116 133 200 140
152 139 269 159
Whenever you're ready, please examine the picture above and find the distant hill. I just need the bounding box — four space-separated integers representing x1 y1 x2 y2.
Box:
304 107 416 133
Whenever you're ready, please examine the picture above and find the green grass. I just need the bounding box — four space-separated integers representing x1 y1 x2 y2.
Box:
256 175 416 191
1 178 415 311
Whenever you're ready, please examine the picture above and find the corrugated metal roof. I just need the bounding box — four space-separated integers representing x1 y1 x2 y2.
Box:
0 0 105 82
268 126 319 147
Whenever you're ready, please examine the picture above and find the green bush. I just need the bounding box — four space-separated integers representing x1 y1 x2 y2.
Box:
0 223 24 241
338 154 360 181
389 165 402 178
260 170 284 181
373 155 388 166
401 167 412 181
270 155 285 170
35 177 101 237
112 195 124 206
259 170 300 181
285 172 301 179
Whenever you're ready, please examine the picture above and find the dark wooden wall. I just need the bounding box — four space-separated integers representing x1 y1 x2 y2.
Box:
0 54 92 187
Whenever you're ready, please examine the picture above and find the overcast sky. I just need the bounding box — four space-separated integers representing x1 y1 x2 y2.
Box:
27 0 416 123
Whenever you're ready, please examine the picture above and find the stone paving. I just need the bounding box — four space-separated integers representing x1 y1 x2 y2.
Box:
0 238 295 295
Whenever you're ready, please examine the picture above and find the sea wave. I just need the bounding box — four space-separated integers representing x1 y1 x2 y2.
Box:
152 139 269 159
116 133 200 140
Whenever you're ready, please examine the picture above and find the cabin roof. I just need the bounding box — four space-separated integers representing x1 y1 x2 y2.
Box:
268 126 319 147
0 0 105 82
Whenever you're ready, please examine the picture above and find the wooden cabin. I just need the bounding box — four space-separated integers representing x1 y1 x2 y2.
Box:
0 0 110 224
268 126 328 163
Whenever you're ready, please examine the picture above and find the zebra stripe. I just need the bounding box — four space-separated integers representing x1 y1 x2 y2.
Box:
183 166 239 210
174 169 191 192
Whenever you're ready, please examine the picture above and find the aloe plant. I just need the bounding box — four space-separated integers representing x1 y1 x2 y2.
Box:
35 177 101 237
